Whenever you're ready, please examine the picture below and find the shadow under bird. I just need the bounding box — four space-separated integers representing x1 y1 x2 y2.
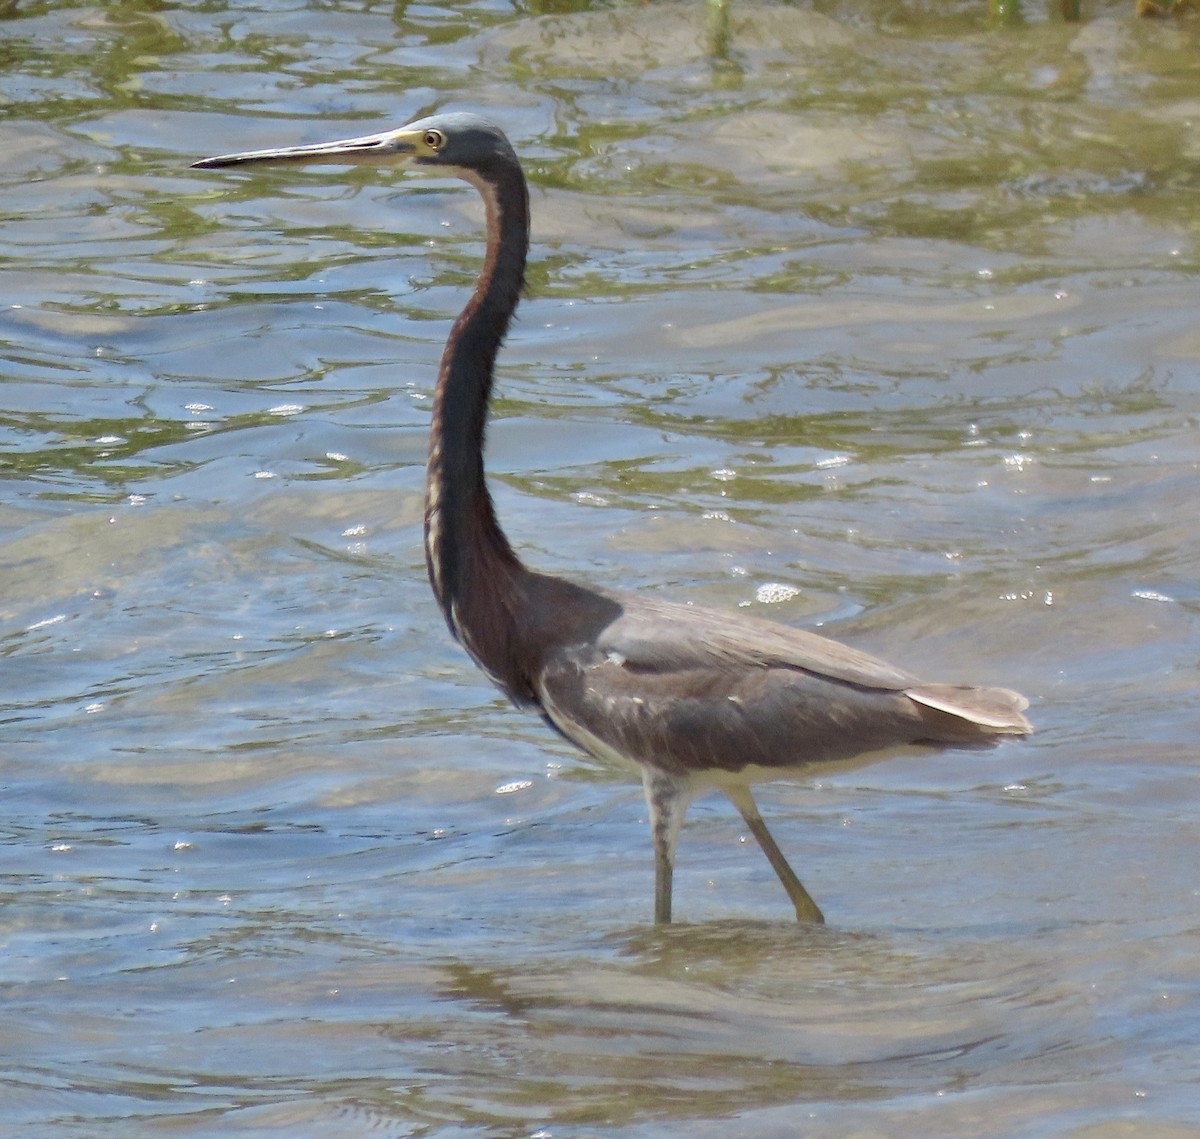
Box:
194 113 1032 925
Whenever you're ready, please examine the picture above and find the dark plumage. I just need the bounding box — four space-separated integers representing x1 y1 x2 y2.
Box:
195 113 1032 924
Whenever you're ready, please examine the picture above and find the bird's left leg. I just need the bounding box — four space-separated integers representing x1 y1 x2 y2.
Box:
724 784 825 923
641 768 695 925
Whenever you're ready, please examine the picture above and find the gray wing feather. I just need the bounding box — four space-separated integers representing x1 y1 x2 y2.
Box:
534 592 1030 779
595 595 919 689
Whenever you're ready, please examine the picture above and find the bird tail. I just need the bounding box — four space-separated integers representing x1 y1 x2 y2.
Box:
906 683 1033 741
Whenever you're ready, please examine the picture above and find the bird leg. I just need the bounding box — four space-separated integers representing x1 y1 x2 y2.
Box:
641 768 695 925
654 836 673 925
724 784 825 924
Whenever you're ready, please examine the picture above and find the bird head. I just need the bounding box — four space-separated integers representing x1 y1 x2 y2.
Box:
192 112 517 176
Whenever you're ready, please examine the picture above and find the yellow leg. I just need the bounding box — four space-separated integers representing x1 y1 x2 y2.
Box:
725 784 825 923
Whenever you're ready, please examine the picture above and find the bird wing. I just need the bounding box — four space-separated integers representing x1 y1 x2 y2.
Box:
532 591 1029 779
537 640 929 778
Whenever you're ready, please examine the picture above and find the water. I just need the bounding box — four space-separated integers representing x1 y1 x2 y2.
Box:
3 0 1199 1134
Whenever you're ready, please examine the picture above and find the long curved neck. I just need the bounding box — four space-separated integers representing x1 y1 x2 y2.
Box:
424 158 532 698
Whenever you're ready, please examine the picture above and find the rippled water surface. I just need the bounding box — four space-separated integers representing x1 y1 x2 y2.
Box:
3 0 1200 1134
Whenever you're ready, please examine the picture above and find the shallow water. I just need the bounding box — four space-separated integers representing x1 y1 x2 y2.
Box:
2 0 1200 1134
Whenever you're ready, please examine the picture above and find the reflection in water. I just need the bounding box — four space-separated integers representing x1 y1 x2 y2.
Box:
2 0 1200 1134
443 939 1056 1068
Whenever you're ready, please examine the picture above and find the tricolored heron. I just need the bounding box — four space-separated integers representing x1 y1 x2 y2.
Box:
194 113 1032 924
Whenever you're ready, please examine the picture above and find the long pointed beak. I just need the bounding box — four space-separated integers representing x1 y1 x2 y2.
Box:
192 126 426 171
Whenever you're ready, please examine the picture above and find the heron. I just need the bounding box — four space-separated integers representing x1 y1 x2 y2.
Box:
194 113 1032 925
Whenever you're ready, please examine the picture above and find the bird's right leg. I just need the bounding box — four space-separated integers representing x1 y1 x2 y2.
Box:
641 768 695 925
724 784 825 923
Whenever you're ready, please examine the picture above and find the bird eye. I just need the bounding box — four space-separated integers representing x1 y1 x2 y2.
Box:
422 129 444 151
